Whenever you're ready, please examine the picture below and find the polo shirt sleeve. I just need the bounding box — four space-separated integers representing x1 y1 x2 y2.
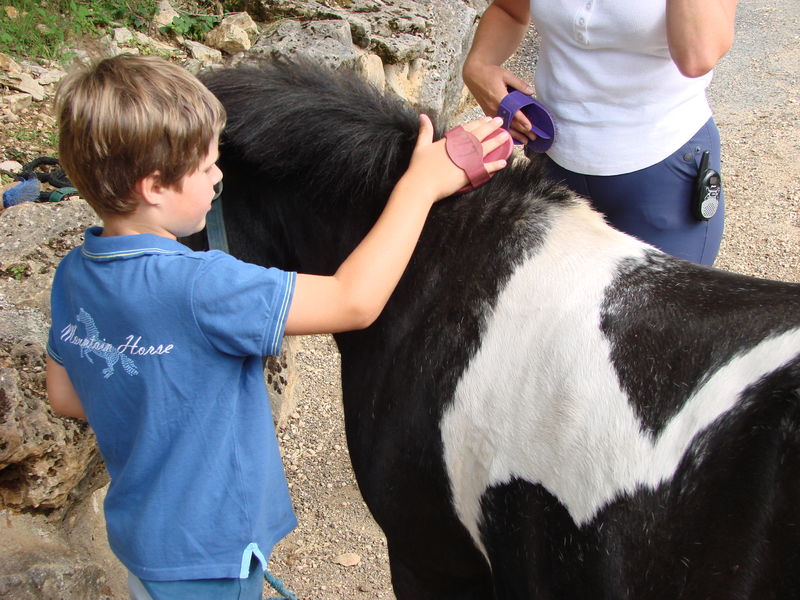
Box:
191 252 296 357
46 258 69 365
46 328 64 364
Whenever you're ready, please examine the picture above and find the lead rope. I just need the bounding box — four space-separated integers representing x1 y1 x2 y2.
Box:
265 568 300 600
207 189 300 600
205 181 230 253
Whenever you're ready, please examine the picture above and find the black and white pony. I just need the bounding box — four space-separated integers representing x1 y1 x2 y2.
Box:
194 59 800 599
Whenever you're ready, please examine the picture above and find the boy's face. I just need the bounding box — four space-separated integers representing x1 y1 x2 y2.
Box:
161 140 223 239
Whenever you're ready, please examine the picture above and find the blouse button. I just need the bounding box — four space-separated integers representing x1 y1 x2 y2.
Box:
578 17 586 26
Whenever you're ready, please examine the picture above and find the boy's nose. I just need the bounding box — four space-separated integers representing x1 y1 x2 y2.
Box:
212 181 223 201
211 163 223 183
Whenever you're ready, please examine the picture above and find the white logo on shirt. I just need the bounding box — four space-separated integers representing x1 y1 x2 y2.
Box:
60 309 176 379
60 308 139 379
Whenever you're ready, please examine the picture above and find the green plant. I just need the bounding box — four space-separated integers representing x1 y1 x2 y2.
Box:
11 128 40 143
2 123 59 166
2 263 32 280
0 1 157 60
159 11 220 42
8 123 59 148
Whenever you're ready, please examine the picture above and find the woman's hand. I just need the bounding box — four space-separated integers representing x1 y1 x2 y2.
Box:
462 0 537 144
462 63 536 145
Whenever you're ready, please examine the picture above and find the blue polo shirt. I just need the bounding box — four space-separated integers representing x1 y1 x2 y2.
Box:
47 227 297 581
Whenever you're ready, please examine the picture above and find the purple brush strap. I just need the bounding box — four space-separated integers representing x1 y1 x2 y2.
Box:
496 90 556 153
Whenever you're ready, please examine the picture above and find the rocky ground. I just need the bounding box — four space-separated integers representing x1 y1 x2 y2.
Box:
0 1 797 599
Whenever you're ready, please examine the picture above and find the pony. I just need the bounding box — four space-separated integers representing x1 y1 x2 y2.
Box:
191 58 800 599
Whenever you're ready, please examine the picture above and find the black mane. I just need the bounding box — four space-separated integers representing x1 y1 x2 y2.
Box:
198 58 577 275
201 58 421 214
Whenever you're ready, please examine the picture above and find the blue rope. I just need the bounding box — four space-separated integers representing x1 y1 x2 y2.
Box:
264 568 299 600
210 183 291 600
205 195 230 253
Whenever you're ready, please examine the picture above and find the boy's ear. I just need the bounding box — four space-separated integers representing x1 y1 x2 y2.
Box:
133 171 165 207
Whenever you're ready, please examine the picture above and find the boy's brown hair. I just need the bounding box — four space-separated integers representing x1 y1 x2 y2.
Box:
55 54 226 215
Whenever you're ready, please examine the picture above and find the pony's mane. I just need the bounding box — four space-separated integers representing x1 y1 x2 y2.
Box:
201 58 423 209
198 57 583 276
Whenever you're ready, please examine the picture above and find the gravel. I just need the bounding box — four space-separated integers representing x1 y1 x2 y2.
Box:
269 1 798 598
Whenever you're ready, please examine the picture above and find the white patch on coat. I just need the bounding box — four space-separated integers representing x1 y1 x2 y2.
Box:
440 203 800 558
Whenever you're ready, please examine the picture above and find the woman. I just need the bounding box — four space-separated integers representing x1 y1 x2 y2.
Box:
463 0 737 265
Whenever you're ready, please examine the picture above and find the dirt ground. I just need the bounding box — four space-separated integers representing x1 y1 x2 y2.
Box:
267 2 799 598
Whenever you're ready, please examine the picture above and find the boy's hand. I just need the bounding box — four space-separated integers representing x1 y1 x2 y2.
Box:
286 115 510 336
403 114 511 202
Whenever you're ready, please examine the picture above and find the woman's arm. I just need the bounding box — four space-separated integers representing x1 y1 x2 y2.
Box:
667 0 738 78
46 356 86 419
462 0 535 143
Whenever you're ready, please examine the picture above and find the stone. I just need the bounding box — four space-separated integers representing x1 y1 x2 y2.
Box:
389 14 427 34
0 199 96 265
0 200 100 511
0 549 114 599
86 34 123 59
222 12 259 40
370 32 429 64
416 0 482 119
248 19 362 71
0 363 100 510
132 31 179 57
183 40 223 64
355 53 386 91
154 0 180 28
0 51 22 74
333 552 362 567
242 0 482 114
3 5 18 19
2 92 32 113
36 68 66 87
0 495 122 600
205 21 253 54
266 336 299 427
0 160 22 174
384 61 424 106
113 27 134 45
61 484 127 596
248 0 433 62
0 72 45 101
204 12 259 54
181 58 207 75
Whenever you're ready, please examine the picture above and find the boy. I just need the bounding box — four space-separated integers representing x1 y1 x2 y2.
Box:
45 54 508 599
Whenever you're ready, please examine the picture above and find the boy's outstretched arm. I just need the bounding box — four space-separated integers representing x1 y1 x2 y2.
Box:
285 115 509 335
46 356 87 419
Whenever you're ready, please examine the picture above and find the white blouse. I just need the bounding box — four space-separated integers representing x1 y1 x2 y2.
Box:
530 0 713 175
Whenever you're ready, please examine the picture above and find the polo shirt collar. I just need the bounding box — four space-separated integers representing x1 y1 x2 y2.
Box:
80 226 190 261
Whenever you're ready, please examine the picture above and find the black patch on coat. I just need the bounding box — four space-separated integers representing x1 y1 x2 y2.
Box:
600 251 800 437
479 356 800 599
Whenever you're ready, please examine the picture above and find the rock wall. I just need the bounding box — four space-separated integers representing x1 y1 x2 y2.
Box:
231 0 487 117
0 1 487 597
